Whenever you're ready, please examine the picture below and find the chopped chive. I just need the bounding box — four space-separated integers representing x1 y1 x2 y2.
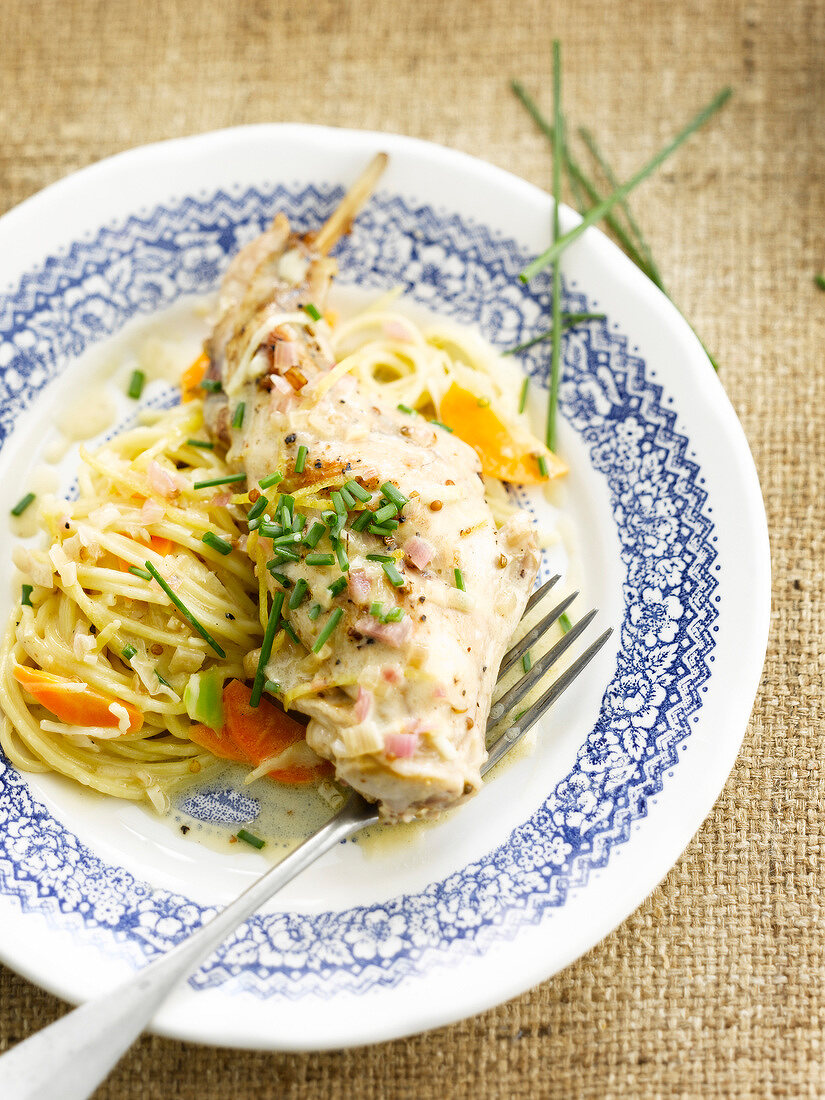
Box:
291 513 305 535
288 578 308 610
503 313 606 357
294 445 308 474
397 403 417 416
380 482 408 510
155 669 172 688
128 565 152 580
522 650 533 673
193 473 246 489
454 567 465 591
303 302 322 321
259 471 283 490
331 490 346 516
271 546 300 563
251 591 284 706
201 531 232 555
382 561 405 587
369 523 396 537
303 521 326 548
264 680 281 695
257 522 280 539
369 601 384 618
247 495 269 522
313 606 344 653
267 568 291 587
344 479 371 503
21 584 33 607
333 540 349 572
277 493 294 521
520 86 733 282
271 531 303 547
236 828 265 850
384 607 404 623
374 502 398 524
121 644 137 661
537 454 549 478
127 370 145 399
339 485 356 509
232 402 245 429
816 273 825 291
306 552 335 567
559 612 572 633
328 575 348 597
11 492 35 517
143 560 226 658
282 620 301 646
366 552 393 563
186 438 214 450
429 419 454 433
518 377 529 414
308 603 322 621
330 513 346 540
199 378 222 393
351 510 373 532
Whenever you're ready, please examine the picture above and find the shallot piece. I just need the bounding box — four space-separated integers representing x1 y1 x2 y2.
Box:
147 460 180 499
354 615 412 648
273 340 301 371
347 569 372 605
354 687 373 723
403 535 435 570
140 498 166 524
384 731 420 759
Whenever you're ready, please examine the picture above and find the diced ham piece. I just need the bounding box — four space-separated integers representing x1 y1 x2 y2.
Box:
347 569 372 605
354 615 412 648
403 535 435 570
273 340 301 371
384 731 420 758
355 687 372 723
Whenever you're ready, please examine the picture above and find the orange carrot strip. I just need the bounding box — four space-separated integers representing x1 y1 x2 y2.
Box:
438 382 567 484
13 666 143 733
181 352 210 401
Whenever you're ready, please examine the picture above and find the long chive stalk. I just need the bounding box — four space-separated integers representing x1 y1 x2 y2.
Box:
578 126 665 290
511 80 660 283
503 312 606 356
548 40 563 451
250 591 284 706
520 87 733 282
144 561 226 658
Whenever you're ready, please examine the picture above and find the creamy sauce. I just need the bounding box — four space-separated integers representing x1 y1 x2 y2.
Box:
9 465 59 538
55 387 117 442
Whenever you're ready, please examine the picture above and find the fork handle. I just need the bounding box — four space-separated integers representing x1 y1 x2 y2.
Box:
0 794 378 1100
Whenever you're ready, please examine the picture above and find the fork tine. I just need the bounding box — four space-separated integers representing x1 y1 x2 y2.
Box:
488 608 599 726
481 626 614 777
498 590 579 679
524 573 561 615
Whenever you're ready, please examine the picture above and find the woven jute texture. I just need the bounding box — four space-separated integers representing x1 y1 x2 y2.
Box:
0 1 822 1096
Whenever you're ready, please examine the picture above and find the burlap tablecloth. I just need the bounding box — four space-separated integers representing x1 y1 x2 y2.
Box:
0 1 821 1095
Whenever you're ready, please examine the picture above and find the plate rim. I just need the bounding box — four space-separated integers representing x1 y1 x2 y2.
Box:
0 122 771 1050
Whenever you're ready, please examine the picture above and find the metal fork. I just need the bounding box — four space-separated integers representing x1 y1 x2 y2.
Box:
0 577 612 1100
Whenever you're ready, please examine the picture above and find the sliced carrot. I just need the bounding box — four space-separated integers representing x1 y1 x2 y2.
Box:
13 665 143 733
147 536 174 556
188 679 331 785
181 351 210 401
438 382 568 484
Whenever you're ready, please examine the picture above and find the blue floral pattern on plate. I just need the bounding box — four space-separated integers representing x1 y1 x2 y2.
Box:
0 183 716 997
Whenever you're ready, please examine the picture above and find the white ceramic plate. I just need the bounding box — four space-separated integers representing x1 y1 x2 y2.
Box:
0 124 769 1050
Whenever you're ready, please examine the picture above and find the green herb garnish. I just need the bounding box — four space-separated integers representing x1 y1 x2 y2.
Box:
236 828 265 850
308 603 322 621
155 669 172 688
201 531 232 555
21 584 33 607
366 553 393 563
294 445 308 474
193 473 246 490
264 680 281 695
303 302 322 321
559 611 572 633
397 403 417 416
816 274 825 291
454 567 465 591
282 621 301 646
128 565 153 580
250 591 284 706
503 313 606 357
351 510 372 532
380 482 408 511
247 495 269 523
429 419 454 433
333 540 350 572
313 606 343 653
382 561 405 588
288 578 308 610
268 568 291 587
339 485 356 509
186 439 214 450
537 454 549 479
522 650 533 673
547 39 564 451
127 370 145 399
344 479 371 503
11 493 35 517
384 607 404 623
369 601 384 618
199 378 222 393
303 520 326 548
143 560 226 658
373 502 398 524
328 575 348 597
259 471 283 490
306 552 334 567
121 644 137 661
232 402 245 430
518 376 529 414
